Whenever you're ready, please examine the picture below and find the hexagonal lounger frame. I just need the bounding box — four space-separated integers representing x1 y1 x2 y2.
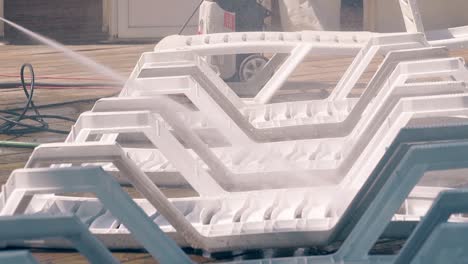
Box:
120 47 462 144
10 113 468 252
66 79 468 190
148 34 427 105
155 28 467 53
5 189 467 264
154 32 417 103
0 167 192 264
224 188 468 264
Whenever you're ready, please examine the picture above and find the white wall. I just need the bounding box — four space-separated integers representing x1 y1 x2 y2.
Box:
107 0 200 40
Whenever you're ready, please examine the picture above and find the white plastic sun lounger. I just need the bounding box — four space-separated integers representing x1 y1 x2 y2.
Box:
34 85 468 193
4 120 468 252
0 214 120 264
61 56 468 189
23 97 468 202
120 48 458 144
148 33 427 105
225 189 468 264
102 44 443 147
154 31 398 96
154 30 379 54
15 54 468 251
399 0 468 49
392 189 468 264
155 22 468 54
126 34 429 104
3 168 468 263
63 78 468 191
0 167 192 264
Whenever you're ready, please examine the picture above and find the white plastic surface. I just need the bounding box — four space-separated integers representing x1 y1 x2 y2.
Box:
121 46 454 146
0 167 191 263
4 119 468 253
68 54 468 190
7 96 468 251
152 33 426 105
67 78 468 190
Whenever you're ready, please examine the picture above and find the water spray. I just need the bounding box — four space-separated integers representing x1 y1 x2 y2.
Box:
0 17 126 84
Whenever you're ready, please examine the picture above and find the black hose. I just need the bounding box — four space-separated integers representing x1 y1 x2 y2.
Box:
0 64 79 135
0 82 121 89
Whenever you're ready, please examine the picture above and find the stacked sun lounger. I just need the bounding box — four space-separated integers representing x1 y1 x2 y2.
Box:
2 7 468 262
3 120 468 264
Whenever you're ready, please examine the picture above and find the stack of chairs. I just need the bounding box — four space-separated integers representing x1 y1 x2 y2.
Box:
2 3 468 261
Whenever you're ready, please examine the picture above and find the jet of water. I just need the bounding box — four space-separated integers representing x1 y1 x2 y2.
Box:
0 18 206 164
0 17 126 84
